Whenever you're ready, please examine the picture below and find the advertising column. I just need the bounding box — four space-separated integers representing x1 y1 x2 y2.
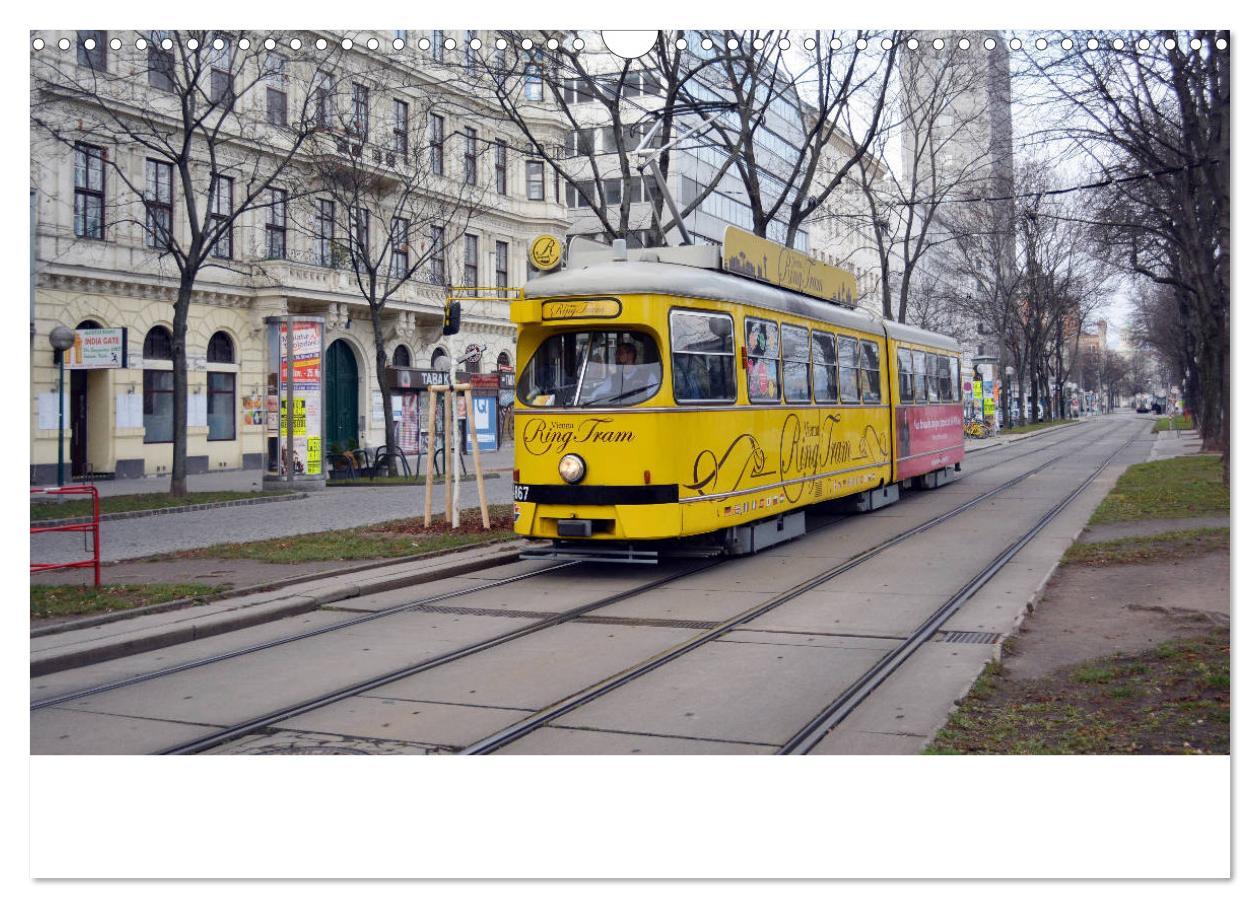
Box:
264 315 325 488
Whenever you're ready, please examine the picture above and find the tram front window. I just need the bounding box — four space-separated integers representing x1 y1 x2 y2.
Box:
519 330 662 407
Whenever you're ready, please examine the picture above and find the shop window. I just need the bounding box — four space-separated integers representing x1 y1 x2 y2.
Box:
207 371 235 441
143 370 174 443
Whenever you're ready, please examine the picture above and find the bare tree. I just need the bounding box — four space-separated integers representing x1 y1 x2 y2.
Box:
688 30 899 249
470 30 737 246
31 29 337 494
1028 30 1229 477
849 33 1007 325
295 58 494 472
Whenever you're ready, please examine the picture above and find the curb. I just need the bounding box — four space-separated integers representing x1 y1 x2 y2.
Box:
327 472 503 487
29 492 308 529
30 541 531 677
31 537 526 638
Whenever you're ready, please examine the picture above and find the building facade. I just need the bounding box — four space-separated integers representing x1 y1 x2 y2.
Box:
30 30 569 482
557 33 811 252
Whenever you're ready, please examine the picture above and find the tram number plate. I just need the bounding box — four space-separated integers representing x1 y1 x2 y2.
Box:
513 484 530 502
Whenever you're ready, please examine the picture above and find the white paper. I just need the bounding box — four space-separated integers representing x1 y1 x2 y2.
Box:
189 391 207 427
36 392 67 430
115 393 143 429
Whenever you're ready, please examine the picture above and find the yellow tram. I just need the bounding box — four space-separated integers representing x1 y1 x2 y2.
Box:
511 227 965 558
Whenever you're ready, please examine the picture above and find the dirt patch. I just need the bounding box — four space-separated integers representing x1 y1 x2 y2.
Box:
1003 550 1229 682
928 630 1229 754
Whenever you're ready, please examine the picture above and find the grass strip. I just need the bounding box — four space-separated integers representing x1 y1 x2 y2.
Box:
31 583 227 619
1062 527 1229 567
1152 415 1195 433
31 490 286 521
1088 454 1228 525
926 631 1229 754
170 505 516 564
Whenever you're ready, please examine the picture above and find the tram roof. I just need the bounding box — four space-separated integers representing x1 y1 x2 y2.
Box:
523 259 960 352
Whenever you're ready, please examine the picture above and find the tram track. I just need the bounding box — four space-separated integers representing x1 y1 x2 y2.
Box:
32 417 1106 717
155 417 1121 756
779 419 1145 753
456 417 1137 754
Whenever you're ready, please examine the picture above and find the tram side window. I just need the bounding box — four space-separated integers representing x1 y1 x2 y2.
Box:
937 355 955 403
670 309 736 403
838 336 861 403
781 324 811 403
860 341 882 404
912 350 928 402
745 318 781 402
953 357 962 401
897 348 914 403
811 331 838 404
926 353 940 402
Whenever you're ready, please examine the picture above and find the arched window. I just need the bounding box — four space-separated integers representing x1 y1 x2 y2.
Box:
143 325 172 360
207 331 235 364
392 345 412 367
431 347 447 368
76 319 102 330
496 351 511 371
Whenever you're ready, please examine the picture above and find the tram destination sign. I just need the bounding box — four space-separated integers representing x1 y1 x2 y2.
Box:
721 226 857 307
64 327 127 369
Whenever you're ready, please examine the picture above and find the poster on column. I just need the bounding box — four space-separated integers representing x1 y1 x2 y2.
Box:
277 320 323 476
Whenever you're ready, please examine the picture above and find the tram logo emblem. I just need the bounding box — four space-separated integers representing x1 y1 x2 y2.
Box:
529 234 564 272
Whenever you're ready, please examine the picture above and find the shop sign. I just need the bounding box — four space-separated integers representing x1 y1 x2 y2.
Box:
65 327 127 369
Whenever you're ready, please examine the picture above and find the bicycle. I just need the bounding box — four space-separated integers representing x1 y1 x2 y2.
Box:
964 418 994 439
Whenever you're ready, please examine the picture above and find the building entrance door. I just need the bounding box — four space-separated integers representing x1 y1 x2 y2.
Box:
324 339 359 451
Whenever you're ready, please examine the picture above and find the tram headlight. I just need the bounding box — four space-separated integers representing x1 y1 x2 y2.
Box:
558 453 586 484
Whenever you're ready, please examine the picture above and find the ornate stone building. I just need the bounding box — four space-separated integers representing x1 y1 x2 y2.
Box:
30 29 569 482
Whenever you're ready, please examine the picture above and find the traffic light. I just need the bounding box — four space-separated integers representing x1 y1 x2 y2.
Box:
443 300 461 336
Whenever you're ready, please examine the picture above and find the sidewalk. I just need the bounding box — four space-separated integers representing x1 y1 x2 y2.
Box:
1148 427 1204 462
57 444 517 498
30 446 519 563
964 414 1094 452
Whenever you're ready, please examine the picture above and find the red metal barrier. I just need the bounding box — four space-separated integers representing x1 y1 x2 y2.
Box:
31 485 101 587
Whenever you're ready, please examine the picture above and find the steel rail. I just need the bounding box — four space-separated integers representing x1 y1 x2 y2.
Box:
158 560 719 755
31 561 575 710
458 418 1132 754
778 420 1144 754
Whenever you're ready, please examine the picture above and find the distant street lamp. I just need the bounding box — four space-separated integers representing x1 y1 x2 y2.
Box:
48 325 76 486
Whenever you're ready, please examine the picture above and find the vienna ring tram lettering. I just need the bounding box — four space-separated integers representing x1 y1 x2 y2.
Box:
510 228 965 560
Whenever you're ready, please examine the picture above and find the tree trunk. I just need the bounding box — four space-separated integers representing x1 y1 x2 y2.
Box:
370 307 398 478
169 280 193 497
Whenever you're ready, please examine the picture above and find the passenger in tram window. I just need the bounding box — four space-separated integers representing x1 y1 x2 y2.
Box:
746 320 780 401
